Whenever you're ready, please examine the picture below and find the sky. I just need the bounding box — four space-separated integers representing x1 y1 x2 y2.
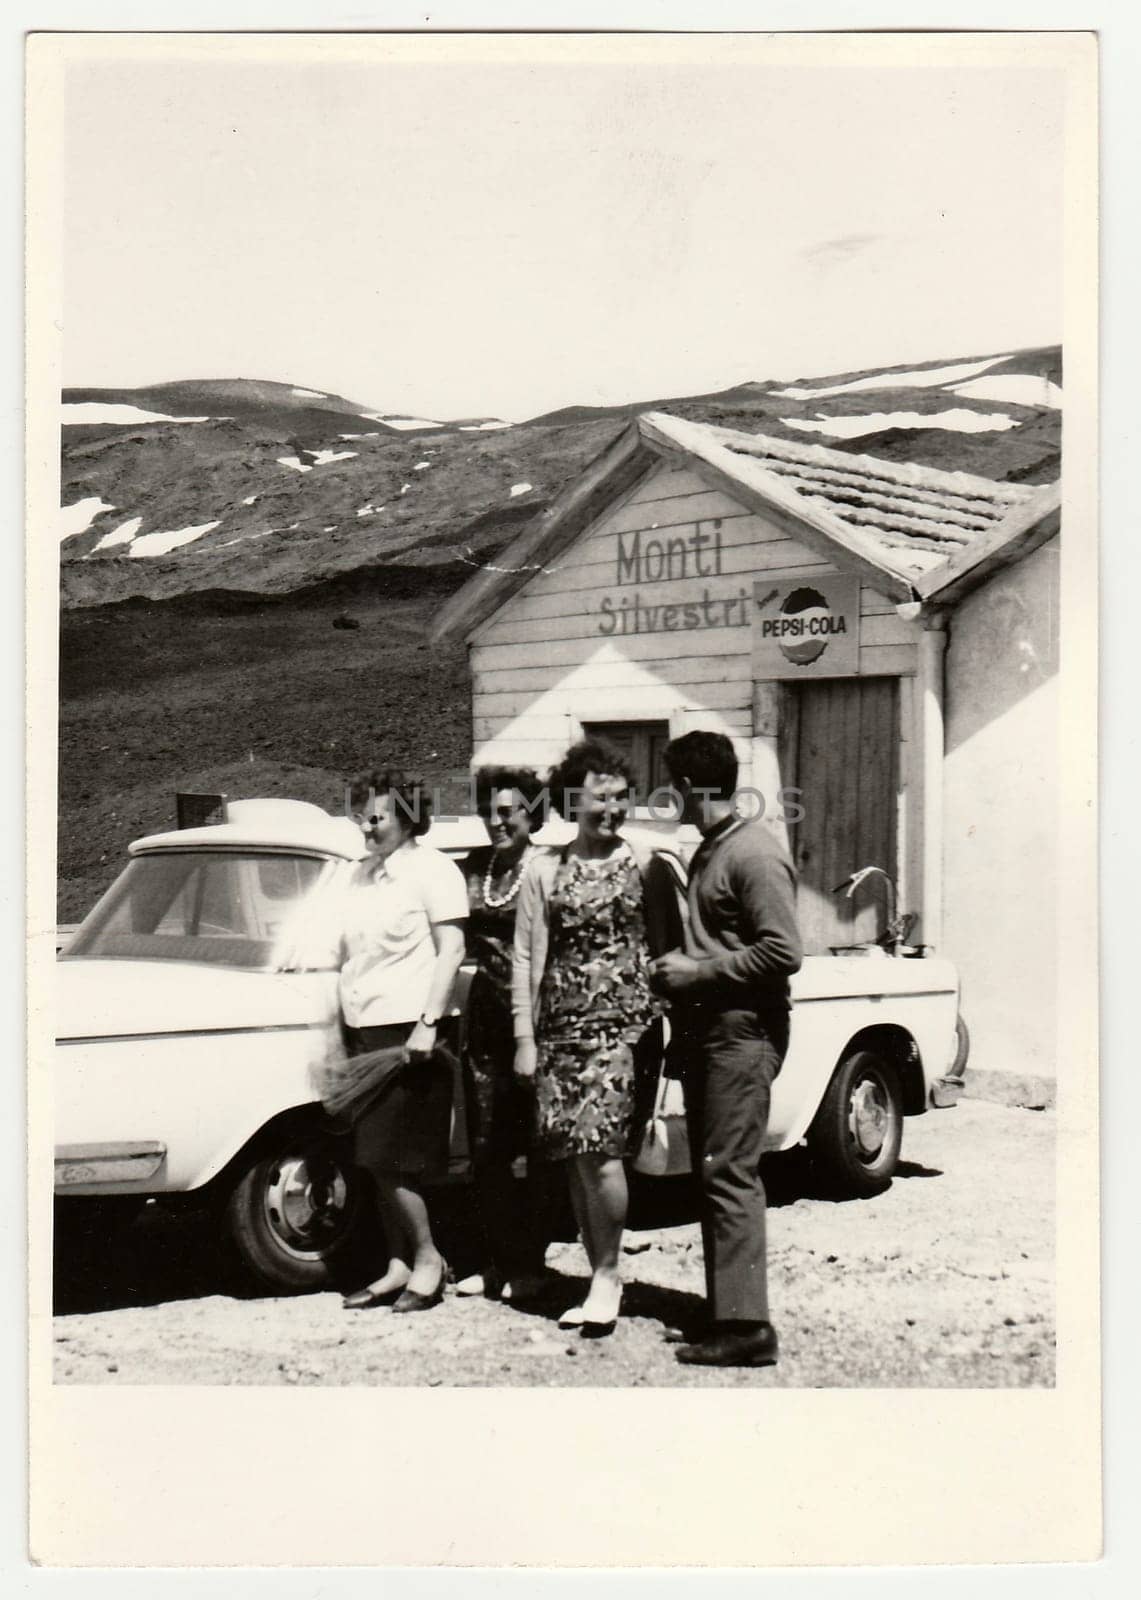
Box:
58 40 1065 422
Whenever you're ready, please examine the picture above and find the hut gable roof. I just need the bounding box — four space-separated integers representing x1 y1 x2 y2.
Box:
432 410 1060 641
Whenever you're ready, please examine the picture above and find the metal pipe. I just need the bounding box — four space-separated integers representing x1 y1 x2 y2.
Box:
918 613 948 950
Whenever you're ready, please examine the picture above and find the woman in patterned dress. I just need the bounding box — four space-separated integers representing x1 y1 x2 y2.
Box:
512 740 675 1336
455 766 550 1302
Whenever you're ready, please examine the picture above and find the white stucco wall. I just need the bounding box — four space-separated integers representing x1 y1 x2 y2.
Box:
942 538 1059 1084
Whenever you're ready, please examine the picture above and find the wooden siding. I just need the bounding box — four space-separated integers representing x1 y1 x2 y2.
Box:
469 459 919 780
623 461 705 503
476 602 918 652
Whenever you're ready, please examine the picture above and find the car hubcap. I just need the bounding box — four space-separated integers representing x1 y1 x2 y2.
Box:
262 1150 351 1258
849 1077 889 1160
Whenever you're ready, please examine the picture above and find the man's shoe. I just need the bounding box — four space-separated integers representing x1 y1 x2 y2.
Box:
675 1323 779 1368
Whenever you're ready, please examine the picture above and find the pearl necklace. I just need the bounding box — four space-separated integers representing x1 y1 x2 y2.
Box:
482 844 534 909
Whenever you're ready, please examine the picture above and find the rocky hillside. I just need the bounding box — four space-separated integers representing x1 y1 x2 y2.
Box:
59 349 1061 610
56 348 1061 919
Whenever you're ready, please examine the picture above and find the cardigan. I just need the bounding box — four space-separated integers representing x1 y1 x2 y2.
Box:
511 840 685 1041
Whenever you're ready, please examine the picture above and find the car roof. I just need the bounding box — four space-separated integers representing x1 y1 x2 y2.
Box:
128 801 555 862
131 799 368 860
128 797 698 863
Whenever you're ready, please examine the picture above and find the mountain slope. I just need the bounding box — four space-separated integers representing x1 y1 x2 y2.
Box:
56 347 1062 918
59 348 1060 610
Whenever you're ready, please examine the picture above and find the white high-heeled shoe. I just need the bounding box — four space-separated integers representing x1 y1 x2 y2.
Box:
580 1285 622 1339
557 1303 588 1329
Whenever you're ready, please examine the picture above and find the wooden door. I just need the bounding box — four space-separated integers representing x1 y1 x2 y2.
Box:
780 677 899 953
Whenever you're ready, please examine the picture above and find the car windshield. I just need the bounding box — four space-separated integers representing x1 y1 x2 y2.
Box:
64 850 334 970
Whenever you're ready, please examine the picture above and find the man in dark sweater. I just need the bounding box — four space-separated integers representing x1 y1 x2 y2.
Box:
650 731 802 1368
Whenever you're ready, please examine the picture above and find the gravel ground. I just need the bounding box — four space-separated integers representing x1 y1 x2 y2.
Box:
53 1097 1054 1388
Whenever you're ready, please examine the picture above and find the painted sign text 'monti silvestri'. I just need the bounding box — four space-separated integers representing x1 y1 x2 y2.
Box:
596 521 750 636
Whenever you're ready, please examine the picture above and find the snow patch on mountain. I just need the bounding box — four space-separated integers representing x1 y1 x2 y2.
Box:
291 387 328 399
61 496 115 542
91 517 142 553
129 521 220 558
509 482 534 497
783 409 1019 438
212 529 277 550
63 402 213 425
364 414 443 430
951 374 1063 409
774 356 1009 400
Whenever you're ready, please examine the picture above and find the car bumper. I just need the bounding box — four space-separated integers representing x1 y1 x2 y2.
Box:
54 1141 167 1189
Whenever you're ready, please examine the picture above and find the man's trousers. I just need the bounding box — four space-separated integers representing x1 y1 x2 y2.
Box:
681 1005 788 1325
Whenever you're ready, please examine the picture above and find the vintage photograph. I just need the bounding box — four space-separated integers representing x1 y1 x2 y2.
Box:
39 32 1085 1413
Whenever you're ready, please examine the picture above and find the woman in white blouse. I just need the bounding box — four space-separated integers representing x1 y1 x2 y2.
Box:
336 770 468 1313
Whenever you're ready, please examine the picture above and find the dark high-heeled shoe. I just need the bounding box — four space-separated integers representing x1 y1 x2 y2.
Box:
392 1261 449 1314
342 1280 408 1311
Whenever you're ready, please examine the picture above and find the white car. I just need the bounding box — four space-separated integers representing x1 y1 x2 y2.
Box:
55 797 963 1292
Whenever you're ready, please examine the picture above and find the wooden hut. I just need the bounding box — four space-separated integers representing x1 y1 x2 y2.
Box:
434 412 1061 1101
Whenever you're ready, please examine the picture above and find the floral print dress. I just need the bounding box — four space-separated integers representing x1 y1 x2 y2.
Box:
535 845 660 1160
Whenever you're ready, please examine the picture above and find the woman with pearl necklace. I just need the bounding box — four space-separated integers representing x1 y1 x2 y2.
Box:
455 766 551 1303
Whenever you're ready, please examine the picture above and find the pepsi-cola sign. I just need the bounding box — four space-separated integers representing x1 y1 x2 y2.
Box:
752 572 860 678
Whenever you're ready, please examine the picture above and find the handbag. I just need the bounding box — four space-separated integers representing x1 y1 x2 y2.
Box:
630 848 692 1177
633 1015 691 1177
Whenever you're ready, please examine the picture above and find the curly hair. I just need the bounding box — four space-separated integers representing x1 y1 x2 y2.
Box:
347 767 433 838
546 738 635 820
472 765 545 820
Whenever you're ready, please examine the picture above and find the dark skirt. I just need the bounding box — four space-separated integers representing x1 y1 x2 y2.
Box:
461 972 536 1166
346 1023 455 1181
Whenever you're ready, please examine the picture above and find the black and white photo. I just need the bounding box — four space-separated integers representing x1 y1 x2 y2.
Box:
26 25 1099 1570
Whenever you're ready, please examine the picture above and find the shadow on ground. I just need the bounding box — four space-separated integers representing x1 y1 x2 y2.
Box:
53 1147 938 1317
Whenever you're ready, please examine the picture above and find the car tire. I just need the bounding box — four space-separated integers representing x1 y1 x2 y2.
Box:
807 1047 904 1197
225 1124 380 1293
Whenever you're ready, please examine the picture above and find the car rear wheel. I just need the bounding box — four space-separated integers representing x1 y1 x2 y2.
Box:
807 1048 903 1197
225 1125 379 1293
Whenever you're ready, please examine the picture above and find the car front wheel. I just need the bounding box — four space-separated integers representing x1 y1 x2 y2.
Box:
225 1125 378 1293
807 1048 903 1197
